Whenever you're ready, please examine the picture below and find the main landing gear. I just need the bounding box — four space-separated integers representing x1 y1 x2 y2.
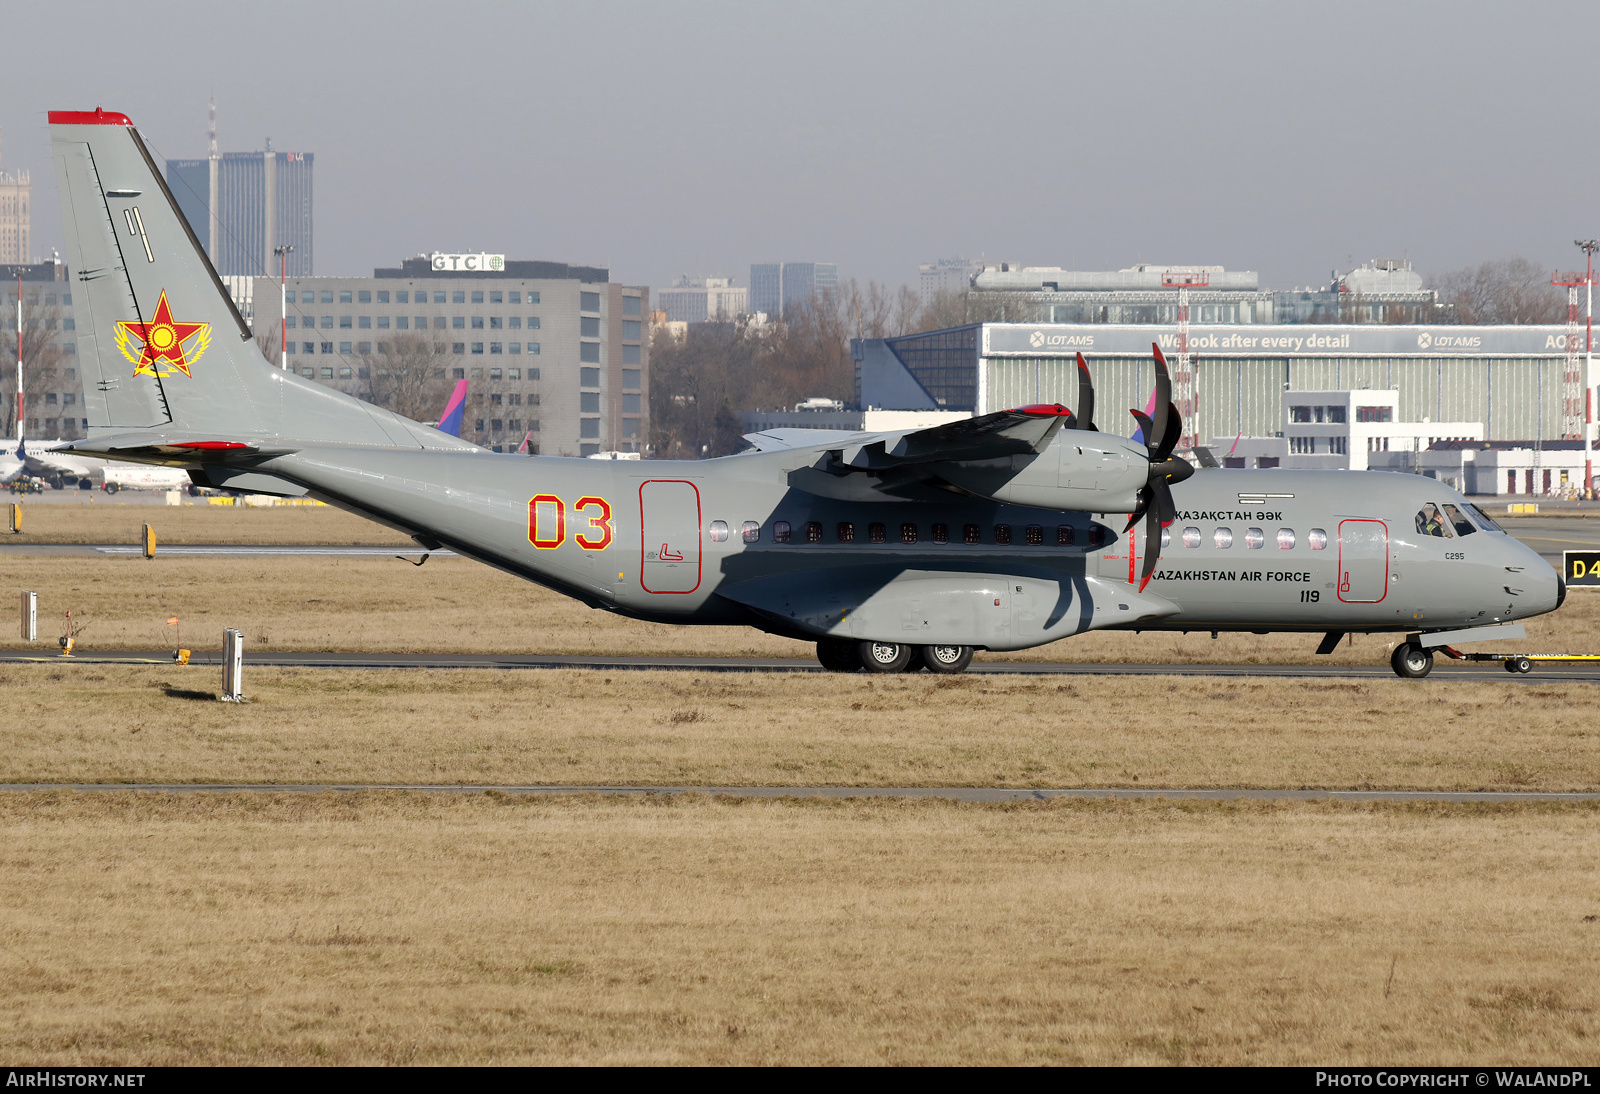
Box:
815 639 975 675
1390 642 1434 679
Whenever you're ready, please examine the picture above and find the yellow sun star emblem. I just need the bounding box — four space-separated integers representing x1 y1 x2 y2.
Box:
115 290 211 378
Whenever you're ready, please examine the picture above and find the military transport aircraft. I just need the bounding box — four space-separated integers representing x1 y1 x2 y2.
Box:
46 108 1564 678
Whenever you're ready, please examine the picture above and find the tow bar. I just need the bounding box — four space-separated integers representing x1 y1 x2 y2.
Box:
1435 646 1600 674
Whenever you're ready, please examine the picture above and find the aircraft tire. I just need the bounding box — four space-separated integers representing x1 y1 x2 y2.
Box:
920 645 973 674
858 641 912 674
1390 643 1434 679
77 478 93 490
816 639 862 673
47 476 63 490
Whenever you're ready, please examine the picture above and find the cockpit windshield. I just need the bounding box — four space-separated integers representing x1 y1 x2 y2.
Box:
1463 503 1505 533
1442 503 1476 536
1415 503 1453 538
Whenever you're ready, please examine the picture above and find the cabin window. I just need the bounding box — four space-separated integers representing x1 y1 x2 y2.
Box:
1088 525 1106 549
1308 527 1328 550
1244 527 1264 549
805 521 823 543
773 521 791 544
1057 526 1074 546
836 522 855 543
741 521 761 543
1415 504 1453 538
963 524 981 545
900 523 918 544
931 523 949 544
1159 526 1171 549
1442 505 1476 537
1025 524 1043 546
1214 527 1233 549
1182 527 1201 548
868 522 887 544
993 524 1012 545
708 520 729 543
1277 528 1296 550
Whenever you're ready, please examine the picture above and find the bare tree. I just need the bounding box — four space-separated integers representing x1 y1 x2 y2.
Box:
364 334 448 422
1430 258 1566 324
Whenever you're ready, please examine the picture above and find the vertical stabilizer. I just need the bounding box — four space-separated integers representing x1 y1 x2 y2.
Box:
48 109 475 451
437 379 468 438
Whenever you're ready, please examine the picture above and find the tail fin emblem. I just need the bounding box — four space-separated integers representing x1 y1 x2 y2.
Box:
115 290 211 378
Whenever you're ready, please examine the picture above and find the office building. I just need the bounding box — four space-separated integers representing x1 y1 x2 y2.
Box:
0 133 29 265
749 261 838 317
918 257 984 304
251 253 648 455
656 275 747 324
2 259 82 439
167 146 314 277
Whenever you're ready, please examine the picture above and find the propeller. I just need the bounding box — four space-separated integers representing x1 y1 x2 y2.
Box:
1074 353 1096 431
1124 342 1195 592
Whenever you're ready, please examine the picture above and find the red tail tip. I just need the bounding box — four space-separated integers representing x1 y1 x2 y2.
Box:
48 108 134 126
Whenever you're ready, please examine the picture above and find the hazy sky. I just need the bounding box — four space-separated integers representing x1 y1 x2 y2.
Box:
4 0 1597 292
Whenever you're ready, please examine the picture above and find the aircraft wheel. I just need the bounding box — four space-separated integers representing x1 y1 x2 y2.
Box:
77 478 93 490
1390 643 1434 680
1506 656 1534 675
815 639 862 673
47 476 63 490
858 641 912 674
920 644 974 674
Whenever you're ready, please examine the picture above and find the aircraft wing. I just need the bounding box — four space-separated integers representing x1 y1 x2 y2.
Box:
742 428 872 453
825 404 1073 472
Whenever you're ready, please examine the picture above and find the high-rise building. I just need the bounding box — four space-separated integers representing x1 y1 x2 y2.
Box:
918 257 984 304
0 131 30 265
749 261 838 317
167 146 314 277
655 275 747 324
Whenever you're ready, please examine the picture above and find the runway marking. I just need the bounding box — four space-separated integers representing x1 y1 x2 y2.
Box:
3 651 1598 682
1 784 1595 803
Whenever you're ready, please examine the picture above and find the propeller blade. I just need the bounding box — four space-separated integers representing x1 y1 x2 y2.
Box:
1157 401 1182 461
1147 343 1172 455
1130 409 1154 446
1154 477 1176 526
1075 353 1096 431
1123 498 1145 534
1138 505 1161 592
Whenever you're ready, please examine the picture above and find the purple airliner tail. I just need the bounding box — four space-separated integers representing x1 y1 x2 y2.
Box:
437 379 468 438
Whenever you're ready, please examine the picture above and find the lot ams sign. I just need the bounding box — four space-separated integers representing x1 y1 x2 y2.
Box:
431 252 505 272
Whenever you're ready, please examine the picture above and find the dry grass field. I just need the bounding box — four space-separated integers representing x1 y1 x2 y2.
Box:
6 499 412 545
1 664 1595 790
0 792 1595 1065
4 550 1599 663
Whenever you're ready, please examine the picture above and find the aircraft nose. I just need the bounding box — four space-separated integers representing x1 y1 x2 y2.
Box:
1556 567 1567 611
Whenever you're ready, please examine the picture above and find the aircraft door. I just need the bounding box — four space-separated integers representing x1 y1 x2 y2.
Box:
640 480 701 593
1337 519 1388 603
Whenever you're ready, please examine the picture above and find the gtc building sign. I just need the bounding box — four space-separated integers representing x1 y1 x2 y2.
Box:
430 252 506 272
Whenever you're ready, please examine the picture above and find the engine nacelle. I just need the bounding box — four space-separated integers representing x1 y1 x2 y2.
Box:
936 430 1147 513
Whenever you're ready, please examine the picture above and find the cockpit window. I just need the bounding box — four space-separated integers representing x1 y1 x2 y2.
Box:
1442 504 1476 537
1464 503 1505 533
1414 503 1452 538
